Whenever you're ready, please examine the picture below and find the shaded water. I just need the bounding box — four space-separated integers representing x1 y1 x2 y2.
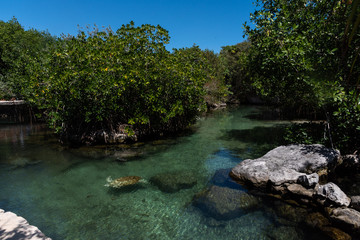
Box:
0 106 330 240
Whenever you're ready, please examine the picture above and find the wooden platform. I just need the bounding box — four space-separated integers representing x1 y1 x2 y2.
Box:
0 100 26 106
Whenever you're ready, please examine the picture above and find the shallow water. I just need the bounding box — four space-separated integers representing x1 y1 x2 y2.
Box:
0 106 331 240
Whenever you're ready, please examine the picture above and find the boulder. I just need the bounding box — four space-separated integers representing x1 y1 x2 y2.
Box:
315 183 351 207
193 185 259 220
0 209 51 240
350 196 360 211
330 208 360 232
150 171 197 193
231 144 340 189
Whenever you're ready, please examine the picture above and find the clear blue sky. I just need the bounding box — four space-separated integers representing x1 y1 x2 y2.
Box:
0 0 255 53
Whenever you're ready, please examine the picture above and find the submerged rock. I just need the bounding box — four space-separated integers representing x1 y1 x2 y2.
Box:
305 212 352 240
273 200 308 224
305 212 331 228
330 207 360 233
105 176 142 188
150 171 197 193
209 168 245 190
193 185 259 220
268 226 303 240
315 183 351 207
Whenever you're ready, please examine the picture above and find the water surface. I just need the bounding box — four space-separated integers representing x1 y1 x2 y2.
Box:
0 106 330 240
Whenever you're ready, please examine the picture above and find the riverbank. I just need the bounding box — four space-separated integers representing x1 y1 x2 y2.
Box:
230 144 360 239
0 209 51 240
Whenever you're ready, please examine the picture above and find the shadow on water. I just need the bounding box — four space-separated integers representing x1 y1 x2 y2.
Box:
219 125 287 159
208 168 247 191
219 125 286 145
243 106 282 121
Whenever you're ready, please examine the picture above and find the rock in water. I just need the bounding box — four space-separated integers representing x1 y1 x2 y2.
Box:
150 171 197 193
350 196 360 211
105 176 142 188
193 185 259 220
0 209 52 240
230 144 340 189
330 208 360 233
315 182 351 207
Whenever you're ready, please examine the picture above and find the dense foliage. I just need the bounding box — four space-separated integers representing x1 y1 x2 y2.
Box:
220 41 253 102
245 0 360 153
25 22 212 143
0 18 55 100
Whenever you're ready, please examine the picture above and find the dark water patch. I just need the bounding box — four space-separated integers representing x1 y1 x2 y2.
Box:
219 125 287 145
243 106 282 120
209 168 247 191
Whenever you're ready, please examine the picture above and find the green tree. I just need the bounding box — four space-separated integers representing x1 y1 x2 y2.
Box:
245 0 360 152
0 17 55 99
29 22 208 144
245 0 359 109
220 40 252 102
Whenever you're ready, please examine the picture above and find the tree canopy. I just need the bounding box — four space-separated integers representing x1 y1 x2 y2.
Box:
25 22 214 144
0 18 55 100
245 0 360 152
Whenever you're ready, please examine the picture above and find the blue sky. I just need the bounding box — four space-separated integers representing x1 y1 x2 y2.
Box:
1 0 255 53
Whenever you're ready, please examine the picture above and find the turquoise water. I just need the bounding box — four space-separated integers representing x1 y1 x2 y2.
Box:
0 107 330 240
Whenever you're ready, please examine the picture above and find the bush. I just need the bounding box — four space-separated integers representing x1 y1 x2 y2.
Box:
28 22 208 144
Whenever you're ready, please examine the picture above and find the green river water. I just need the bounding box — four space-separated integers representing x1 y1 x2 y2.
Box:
0 106 331 240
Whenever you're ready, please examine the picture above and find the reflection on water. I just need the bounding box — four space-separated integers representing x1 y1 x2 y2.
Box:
0 106 331 240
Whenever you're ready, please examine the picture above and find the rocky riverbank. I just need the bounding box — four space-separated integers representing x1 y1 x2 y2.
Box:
230 144 360 239
0 209 51 240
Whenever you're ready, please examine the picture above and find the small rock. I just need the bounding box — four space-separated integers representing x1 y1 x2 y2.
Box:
150 171 197 193
273 201 308 224
305 212 330 228
331 207 360 232
315 183 351 207
350 196 360 211
268 226 303 240
287 184 314 198
297 173 319 188
193 185 259 220
320 226 352 240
